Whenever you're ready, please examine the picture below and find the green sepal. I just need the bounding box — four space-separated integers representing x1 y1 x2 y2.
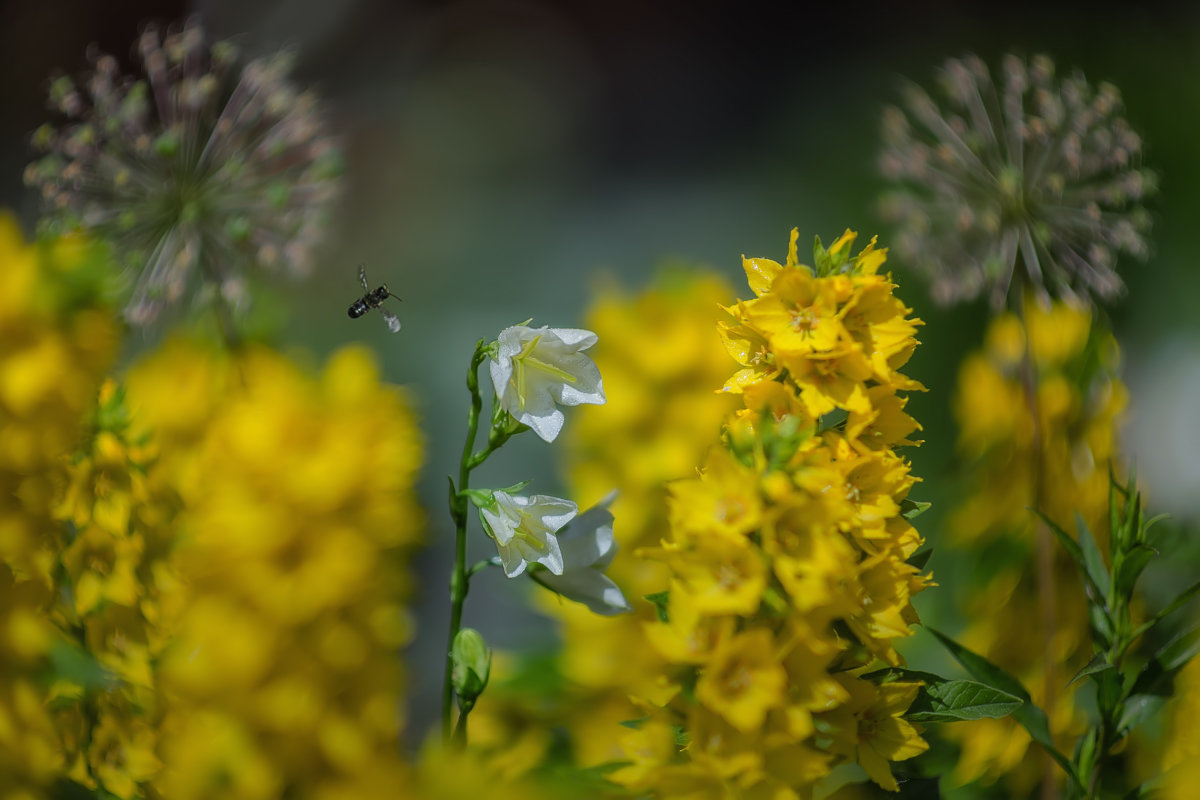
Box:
464 488 497 509
813 235 833 275
451 628 491 709
907 548 934 572
901 499 932 521
644 591 670 623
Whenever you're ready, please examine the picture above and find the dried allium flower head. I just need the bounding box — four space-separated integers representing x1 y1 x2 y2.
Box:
879 53 1155 308
25 18 342 326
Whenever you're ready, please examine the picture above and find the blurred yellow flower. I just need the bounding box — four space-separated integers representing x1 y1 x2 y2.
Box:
0 212 118 799
945 298 1127 792
120 339 423 800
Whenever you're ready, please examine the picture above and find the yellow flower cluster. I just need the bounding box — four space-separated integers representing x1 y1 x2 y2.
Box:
0 215 118 798
612 230 931 797
1 207 426 799
51 382 178 798
123 338 423 800
945 300 1126 791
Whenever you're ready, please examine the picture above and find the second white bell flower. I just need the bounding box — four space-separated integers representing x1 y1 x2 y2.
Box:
529 493 631 616
479 490 577 578
489 324 605 443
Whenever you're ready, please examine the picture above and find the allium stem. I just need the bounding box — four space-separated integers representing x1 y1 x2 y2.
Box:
1016 293 1059 800
201 259 242 351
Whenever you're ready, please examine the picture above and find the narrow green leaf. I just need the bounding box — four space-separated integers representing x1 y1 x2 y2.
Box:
1129 578 1200 642
1114 544 1155 600
1035 509 1101 600
1130 625 1200 698
1067 652 1112 687
928 628 1081 789
1073 727 1099 786
1116 693 1166 739
1109 468 1123 557
1075 512 1111 601
1089 603 1115 651
927 629 1027 699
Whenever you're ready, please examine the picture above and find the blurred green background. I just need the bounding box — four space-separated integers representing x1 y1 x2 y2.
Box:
3 0 1198 740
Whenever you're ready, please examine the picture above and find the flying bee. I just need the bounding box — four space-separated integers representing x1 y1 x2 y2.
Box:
348 264 401 332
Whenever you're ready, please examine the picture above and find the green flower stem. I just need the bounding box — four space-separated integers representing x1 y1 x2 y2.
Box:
443 342 485 741
442 343 518 743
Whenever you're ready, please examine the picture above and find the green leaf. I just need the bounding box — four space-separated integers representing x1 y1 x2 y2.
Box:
1114 544 1156 601
927 628 1081 789
907 548 934 572
47 639 113 691
1067 652 1112 687
1129 578 1200 642
1073 727 1099 784
908 680 1024 723
1035 509 1102 601
901 499 932 521
644 591 670 623
1130 625 1200 698
1089 602 1115 651
1075 512 1111 601
863 667 1022 722
1116 693 1166 739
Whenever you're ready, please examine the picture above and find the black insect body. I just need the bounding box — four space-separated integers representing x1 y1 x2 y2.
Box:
348 264 401 332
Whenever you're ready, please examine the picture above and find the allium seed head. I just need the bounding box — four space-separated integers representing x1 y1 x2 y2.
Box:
879 53 1155 309
25 17 342 326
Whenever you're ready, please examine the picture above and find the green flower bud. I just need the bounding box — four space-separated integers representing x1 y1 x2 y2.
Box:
451 628 491 710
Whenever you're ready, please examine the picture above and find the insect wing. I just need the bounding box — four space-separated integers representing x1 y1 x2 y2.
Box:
358 263 370 293
380 307 402 333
